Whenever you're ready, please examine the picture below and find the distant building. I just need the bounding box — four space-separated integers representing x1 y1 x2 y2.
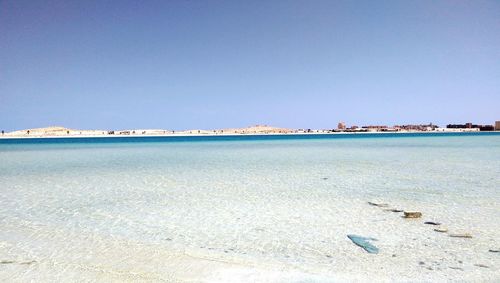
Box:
447 123 471 129
496 121 500 131
394 123 438 131
337 122 346 130
479 125 494 131
343 125 363 132
447 123 494 131
362 125 388 130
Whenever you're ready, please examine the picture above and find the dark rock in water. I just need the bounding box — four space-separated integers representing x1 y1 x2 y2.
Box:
449 233 472 238
475 264 489 268
419 261 425 265
489 249 499 253
322 177 329 180
0 260 35 265
383 208 403 212
0 260 14 264
403 211 422 218
347 234 379 254
434 228 448 233
368 202 389 207
424 221 441 225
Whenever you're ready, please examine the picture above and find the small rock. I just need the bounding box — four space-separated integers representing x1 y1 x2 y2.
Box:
449 233 472 238
449 266 464 271
322 177 328 180
475 264 489 268
434 228 448 233
0 260 14 264
419 261 425 265
368 202 389 207
488 249 499 253
424 221 441 225
383 208 403 212
404 211 422 218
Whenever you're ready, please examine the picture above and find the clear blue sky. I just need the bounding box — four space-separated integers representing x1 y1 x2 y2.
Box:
1 0 499 131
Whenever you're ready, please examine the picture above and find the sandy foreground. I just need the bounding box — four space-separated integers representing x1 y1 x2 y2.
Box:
1 202 498 283
0 221 336 283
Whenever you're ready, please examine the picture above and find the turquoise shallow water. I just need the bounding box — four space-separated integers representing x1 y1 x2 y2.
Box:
1 133 499 281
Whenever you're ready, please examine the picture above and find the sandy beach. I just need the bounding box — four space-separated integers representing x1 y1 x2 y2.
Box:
0 126 294 138
0 125 487 139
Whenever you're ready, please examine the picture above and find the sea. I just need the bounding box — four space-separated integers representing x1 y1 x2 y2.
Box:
1 132 499 282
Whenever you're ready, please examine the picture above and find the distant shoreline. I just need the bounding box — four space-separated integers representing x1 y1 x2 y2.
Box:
2 124 497 139
1 130 498 140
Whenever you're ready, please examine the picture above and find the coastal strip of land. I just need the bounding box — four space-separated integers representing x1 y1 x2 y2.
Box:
1 124 495 139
